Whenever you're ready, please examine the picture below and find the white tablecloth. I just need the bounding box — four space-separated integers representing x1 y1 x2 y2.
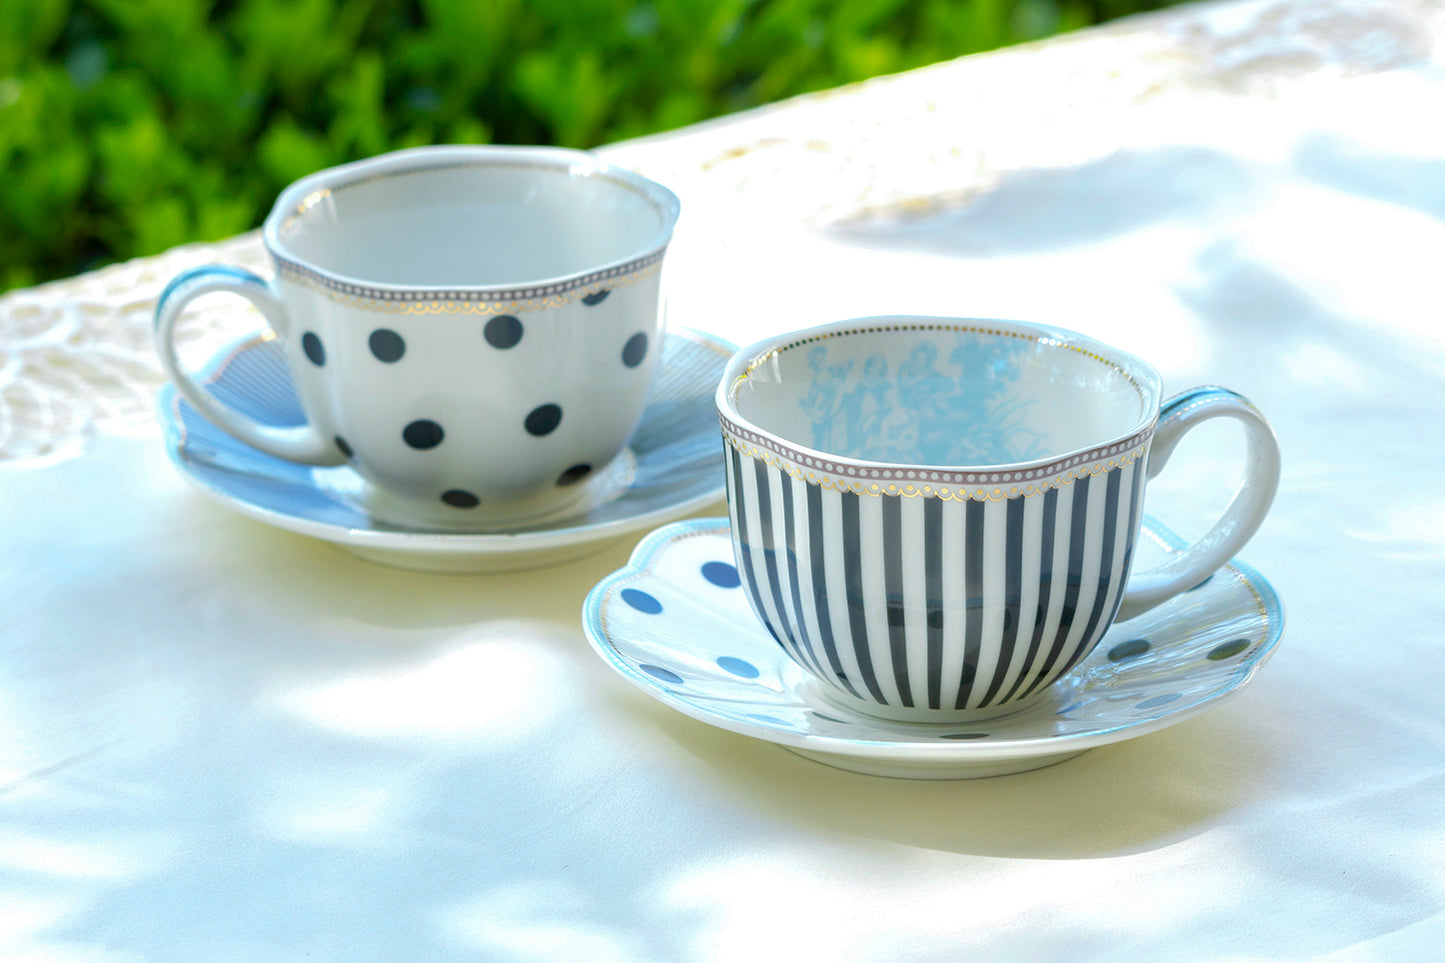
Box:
3 0 1443 958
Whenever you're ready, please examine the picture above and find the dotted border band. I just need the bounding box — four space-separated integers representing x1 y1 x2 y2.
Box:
274 252 665 316
719 418 1152 500
271 156 673 312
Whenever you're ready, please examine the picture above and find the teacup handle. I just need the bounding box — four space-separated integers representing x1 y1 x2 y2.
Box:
154 265 342 465
1115 386 1281 621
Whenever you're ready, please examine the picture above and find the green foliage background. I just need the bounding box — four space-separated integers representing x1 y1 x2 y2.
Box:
1 0 1179 292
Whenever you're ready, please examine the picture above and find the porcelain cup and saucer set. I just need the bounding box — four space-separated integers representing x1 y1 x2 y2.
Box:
156 146 1284 778
156 145 733 571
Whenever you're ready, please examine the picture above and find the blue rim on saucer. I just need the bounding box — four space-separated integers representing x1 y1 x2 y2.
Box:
158 327 735 572
582 516 1284 778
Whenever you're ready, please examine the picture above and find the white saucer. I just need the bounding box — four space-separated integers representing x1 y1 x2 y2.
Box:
582 517 1284 778
159 328 735 572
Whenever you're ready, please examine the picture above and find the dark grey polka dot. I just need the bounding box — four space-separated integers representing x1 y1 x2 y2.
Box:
622 332 648 368
556 463 592 486
484 315 523 349
301 332 325 366
441 489 479 508
369 328 405 362
1108 638 1152 662
525 404 562 436
403 419 444 449
582 289 610 306
335 436 353 459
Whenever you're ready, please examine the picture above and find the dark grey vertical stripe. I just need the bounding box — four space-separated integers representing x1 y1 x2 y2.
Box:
779 471 828 680
1058 465 1123 677
807 484 861 699
924 496 944 710
955 498 986 710
979 494 1027 707
753 459 810 670
841 492 887 704
730 447 780 648
722 435 737 530
1024 475 1091 698
1000 486 1057 705
881 495 913 707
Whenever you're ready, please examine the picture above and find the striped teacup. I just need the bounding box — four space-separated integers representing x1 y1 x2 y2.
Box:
717 317 1280 723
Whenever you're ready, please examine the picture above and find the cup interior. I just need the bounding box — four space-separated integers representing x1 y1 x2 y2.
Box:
729 322 1157 467
270 148 677 288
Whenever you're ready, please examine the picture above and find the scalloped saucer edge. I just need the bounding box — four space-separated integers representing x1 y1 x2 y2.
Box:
582 516 1284 778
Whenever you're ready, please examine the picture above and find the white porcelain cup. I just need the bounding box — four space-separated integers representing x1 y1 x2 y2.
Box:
717 317 1281 723
155 145 680 528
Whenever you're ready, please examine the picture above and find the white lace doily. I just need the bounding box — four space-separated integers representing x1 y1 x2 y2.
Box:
2 0 1434 468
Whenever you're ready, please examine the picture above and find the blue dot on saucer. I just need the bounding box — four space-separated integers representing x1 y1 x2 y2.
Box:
1208 638 1250 661
639 663 682 685
716 656 758 678
701 561 740 588
621 588 662 614
1108 638 1151 662
1136 693 1182 710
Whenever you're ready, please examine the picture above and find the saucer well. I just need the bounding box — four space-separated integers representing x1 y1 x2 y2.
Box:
582 517 1284 778
159 328 735 572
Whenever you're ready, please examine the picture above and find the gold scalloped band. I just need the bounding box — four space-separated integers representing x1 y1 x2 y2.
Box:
720 418 1153 501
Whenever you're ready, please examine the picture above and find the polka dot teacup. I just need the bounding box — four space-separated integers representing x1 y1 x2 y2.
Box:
716 317 1281 724
156 146 679 528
